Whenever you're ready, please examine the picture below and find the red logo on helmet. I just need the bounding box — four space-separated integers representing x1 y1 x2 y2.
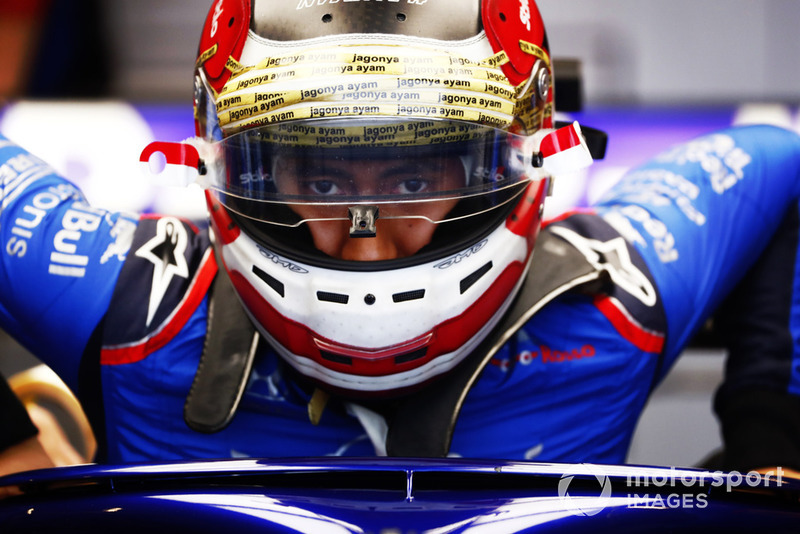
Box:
481 0 547 85
198 0 250 93
210 0 225 38
519 0 531 30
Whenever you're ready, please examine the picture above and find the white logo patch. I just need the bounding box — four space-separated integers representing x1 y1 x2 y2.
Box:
101 217 137 264
135 217 189 326
550 226 657 307
655 134 752 194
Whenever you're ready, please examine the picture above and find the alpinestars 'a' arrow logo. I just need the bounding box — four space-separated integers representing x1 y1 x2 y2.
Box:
549 225 657 307
135 217 189 326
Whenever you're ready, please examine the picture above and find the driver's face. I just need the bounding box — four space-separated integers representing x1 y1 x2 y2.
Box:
274 155 464 261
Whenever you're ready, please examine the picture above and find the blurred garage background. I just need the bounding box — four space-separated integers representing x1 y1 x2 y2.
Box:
1 0 799 468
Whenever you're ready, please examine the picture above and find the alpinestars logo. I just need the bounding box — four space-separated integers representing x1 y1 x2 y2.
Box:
549 226 657 307
135 217 189 326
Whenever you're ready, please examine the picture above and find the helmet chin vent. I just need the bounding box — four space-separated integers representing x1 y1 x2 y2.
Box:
460 261 493 294
392 289 426 303
253 265 285 297
318 346 429 368
317 291 350 304
394 347 428 365
320 351 353 366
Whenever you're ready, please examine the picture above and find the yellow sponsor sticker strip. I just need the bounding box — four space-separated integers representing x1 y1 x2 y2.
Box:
224 47 506 78
225 56 246 75
518 40 550 66
255 119 493 148
223 102 512 137
196 44 217 69
212 43 546 136
219 61 512 97
216 84 516 121
216 77 517 113
218 45 513 95
482 50 510 69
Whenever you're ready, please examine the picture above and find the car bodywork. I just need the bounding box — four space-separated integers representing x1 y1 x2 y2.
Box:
1 458 798 532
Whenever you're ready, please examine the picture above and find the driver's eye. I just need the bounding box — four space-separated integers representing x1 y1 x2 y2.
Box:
314 181 333 193
308 180 339 195
400 179 426 194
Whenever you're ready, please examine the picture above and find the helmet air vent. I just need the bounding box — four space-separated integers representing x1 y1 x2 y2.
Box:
394 347 428 365
459 262 493 294
317 291 350 304
319 350 353 365
392 289 426 303
252 265 285 297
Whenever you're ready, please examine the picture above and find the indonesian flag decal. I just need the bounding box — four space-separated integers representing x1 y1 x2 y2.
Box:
140 141 201 187
540 121 594 176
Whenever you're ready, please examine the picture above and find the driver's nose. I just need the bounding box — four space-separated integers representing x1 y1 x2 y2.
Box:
305 218 439 261
339 221 400 261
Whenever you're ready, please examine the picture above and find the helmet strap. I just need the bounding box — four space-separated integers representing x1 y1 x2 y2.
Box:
184 251 259 433
384 228 606 456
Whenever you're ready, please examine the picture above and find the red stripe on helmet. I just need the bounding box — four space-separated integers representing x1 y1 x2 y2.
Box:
506 179 547 250
227 260 524 379
206 192 241 245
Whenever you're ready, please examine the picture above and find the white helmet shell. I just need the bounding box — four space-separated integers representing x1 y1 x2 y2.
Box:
195 0 554 396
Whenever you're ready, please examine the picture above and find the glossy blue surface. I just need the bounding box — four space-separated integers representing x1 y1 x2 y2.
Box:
1 459 799 533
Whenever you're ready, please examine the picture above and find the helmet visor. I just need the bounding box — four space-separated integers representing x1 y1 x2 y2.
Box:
207 118 541 228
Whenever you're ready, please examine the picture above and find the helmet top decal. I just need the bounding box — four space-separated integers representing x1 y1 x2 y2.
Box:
204 42 550 139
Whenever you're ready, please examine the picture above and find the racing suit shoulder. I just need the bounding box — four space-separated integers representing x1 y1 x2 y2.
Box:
0 135 135 390
545 211 667 356
596 124 800 368
100 216 217 365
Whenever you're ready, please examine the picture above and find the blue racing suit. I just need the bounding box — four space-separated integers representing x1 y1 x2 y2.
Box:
1 125 799 466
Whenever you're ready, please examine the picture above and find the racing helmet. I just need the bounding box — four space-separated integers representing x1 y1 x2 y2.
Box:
188 0 568 397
